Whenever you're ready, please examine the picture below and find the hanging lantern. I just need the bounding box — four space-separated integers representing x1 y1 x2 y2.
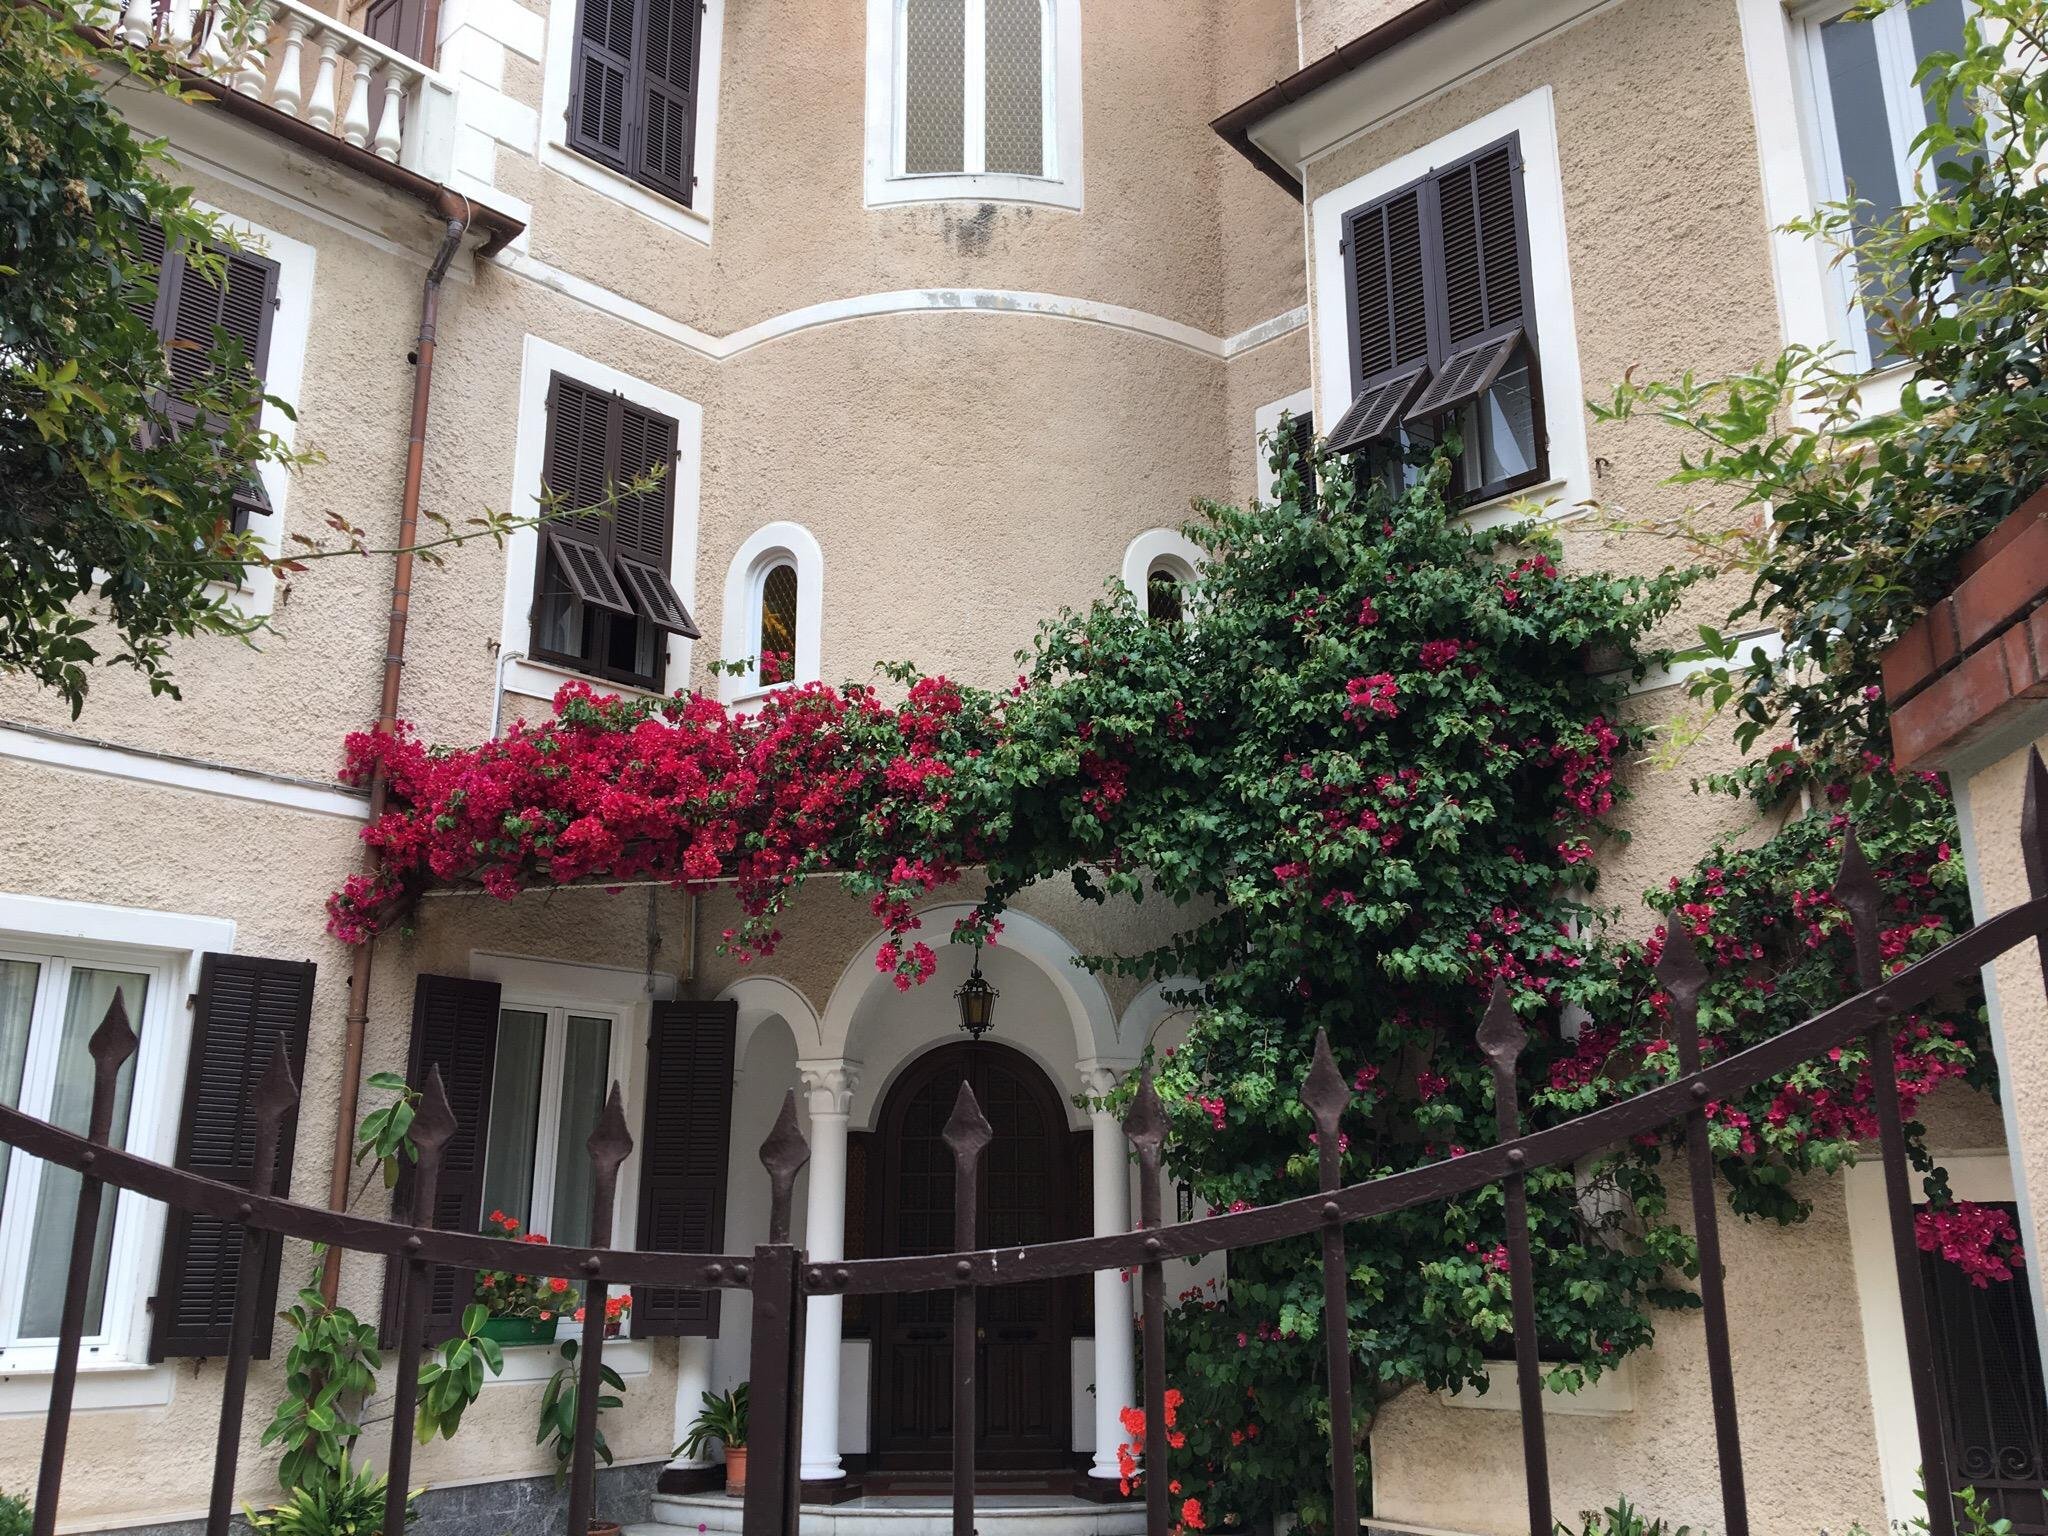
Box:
955 949 998 1041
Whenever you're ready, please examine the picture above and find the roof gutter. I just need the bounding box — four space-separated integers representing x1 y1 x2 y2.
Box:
320 195 469 1303
1209 0 1488 202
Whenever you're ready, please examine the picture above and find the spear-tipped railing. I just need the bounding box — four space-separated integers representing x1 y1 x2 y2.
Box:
15 754 2048 1535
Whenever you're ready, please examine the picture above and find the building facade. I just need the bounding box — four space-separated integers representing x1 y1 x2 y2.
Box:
0 0 2040 1532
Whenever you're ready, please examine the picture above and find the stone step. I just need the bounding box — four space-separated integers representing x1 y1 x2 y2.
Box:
642 1491 1149 1536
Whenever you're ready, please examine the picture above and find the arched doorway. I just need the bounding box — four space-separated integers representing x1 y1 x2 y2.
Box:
869 1041 1073 1470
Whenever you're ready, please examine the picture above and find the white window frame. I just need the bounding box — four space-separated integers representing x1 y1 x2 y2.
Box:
481 1001 626 1242
1120 529 1202 621
536 0 726 244
1255 388 1316 503
864 0 1084 211
0 894 232 1396
498 335 704 709
467 952 667 1352
1738 0 1972 410
718 522 824 703
1309 87 1590 531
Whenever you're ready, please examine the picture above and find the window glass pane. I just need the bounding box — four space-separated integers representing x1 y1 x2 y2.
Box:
0 959 39 1220
1908 0 1969 130
984 0 1044 176
536 549 589 660
547 1017 613 1249
1819 13 1906 361
481 1009 547 1236
759 563 799 684
1470 359 1538 490
904 0 966 173
19 967 144 1339
1146 570 1183 626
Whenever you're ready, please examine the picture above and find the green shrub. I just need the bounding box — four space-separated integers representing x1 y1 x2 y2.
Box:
0 1489 31 1536
245 1463 411 1536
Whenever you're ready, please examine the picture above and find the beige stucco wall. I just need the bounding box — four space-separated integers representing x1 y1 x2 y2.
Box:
1298 0 1422 63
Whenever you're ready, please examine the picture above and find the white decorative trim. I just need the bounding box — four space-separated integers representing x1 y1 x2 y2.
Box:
1120 529 1203 610
497 334 704 707
1612 629 1786 697
1847 1149 2015 1534
1310 87 1592 519
716 974 826 1064
0 1358 175 1416
0 725 368 821
0 898 234 1376
1254 387 1316 501
536 0 724 245
863 0 1083 211
1115 976 1200 1052
1439 1357 1635 1415
718 523 825 702
494 253 1309 364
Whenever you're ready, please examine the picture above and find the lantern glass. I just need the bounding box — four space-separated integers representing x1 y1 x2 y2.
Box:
955 964 998 1040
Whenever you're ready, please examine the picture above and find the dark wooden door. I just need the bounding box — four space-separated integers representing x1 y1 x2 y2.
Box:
1923 1201 2048 1532
872 1043 1071 1469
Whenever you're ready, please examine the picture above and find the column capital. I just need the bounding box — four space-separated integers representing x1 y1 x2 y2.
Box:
797 1058 862 1117
1077 1058 1139 1101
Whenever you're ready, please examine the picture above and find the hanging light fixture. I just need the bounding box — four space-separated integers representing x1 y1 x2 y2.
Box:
955 945 998 1041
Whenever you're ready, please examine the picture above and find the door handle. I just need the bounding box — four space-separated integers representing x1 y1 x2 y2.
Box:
976 1328 986 1340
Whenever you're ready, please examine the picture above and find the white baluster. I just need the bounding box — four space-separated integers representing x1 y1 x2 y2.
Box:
230 7 270 95
303 26 342 132
164 0 197 53
197 2 236 74
268 11 311 117
339 45 373 148
118 0 155 48
371 64 410 162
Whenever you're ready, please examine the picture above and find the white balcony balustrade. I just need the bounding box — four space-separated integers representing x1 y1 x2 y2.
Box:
106 0 461 184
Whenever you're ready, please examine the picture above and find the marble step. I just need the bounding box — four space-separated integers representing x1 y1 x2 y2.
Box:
643 1490 1149 1536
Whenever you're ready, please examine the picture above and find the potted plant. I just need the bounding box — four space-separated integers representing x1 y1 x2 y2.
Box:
574 1291 632 1339
676 1384 749 1495
476 1211 578 1345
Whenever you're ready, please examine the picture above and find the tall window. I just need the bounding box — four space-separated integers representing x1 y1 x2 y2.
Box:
0 949 155 1362
1325 133 1545 509
531 373 699 692
899 0 1051 178
566 0 706 203
479 1004 621 1251
1797 0 1970 372
757 560 800 686
125 222 280 533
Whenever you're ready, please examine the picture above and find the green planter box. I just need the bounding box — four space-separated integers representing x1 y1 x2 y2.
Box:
480 1315 559 1347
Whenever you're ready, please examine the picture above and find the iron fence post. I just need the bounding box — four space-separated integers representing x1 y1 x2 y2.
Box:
1123 1070 1170 1536
566 1086 634 1536
383 1067 457 1536
1302 1031 1359 1535
1837 832 1956 1536
746 1092 811 1536
942 1083 994 1536
1479 982 1552 1536
31 992 138 1536
205 1042 301 1536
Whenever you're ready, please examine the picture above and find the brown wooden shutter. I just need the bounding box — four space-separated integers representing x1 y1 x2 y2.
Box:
842 1130 873 1337
633 999 736 1336
385 974 501 1343
633 0 701 202
1405 134 1535 425
611 400 698 638
540 374 635 614
126 222 170 330
1328 181 1432 453
1287 411 1317 509
361 0 430 63
567 0 636 168
161 241 279 432
150 954 315 1361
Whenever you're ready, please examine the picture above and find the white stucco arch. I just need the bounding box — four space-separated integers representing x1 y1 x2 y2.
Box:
715 972 824 1063
1118 975 1202 1054
816 902 1119 1064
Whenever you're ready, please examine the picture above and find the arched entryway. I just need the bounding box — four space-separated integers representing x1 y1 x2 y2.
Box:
869 1041 1074 1470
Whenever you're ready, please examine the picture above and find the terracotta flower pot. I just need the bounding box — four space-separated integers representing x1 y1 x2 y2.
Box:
724 1446 748 1496
585 1523 622 1536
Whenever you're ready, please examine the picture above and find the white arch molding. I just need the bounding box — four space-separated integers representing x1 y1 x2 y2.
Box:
1121 528 1203 619
714 972 824 1061
816 901 1119 1064
718 521 824 702
1118 975 1201 1052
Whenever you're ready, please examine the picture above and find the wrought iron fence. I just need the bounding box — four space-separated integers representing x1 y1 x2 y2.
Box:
12 762 2048 1536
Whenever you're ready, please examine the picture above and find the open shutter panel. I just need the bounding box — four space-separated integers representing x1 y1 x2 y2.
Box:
567 0 636 168
633 999 736 1336
612 401 700 638
126 221 172 330
161 241 280 432
541 374 634 615
1433 136 1529 350
150 954 315 1361
387 974 501 1343
1332 182 1433 454
634 0 700 202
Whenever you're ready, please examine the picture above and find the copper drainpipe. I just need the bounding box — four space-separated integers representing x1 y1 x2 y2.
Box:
320 194 471 1302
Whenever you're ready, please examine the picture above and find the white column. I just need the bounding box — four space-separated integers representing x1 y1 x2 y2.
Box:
797 1059 860 1483
666 1336 716 1470
1080 1061 1138 1483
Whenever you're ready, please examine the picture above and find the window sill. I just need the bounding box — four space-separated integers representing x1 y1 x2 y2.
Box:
540 141 710 246
0 1359 175 1416
503 655 670 707
1436 1358 1633 1416
866 170 1081 212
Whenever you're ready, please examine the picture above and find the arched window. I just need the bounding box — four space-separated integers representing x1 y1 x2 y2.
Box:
1146 565 1185 626
1122 529 1202 625
720 523 824 701
900 0 1049 177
